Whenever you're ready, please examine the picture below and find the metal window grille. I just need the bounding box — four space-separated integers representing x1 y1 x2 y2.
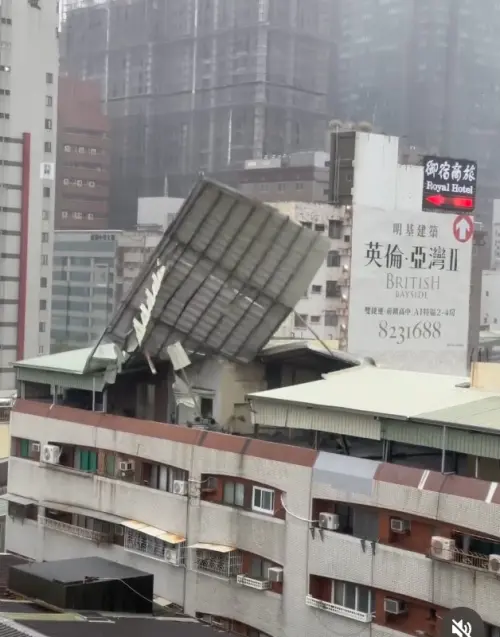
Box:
188 548 242 580
124 528 186 566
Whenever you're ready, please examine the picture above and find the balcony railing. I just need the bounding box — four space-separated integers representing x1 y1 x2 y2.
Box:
188 548 242 580
306 595 373 623
39 516 112 544
236 574 272 591
430 546 490 571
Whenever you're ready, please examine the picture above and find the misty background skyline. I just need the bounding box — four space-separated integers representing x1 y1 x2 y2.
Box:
60 0 500 231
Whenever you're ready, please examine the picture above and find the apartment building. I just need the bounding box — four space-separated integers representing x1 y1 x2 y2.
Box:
5 361 500 636
272 202 351 342
0 0 59 384
51 228 163 351
56 76 110 230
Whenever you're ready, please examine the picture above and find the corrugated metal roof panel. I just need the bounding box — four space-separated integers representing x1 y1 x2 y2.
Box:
249 365 490 420
417 396 500 431
96 179 329 365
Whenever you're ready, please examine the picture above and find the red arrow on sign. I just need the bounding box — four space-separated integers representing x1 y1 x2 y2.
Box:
452 215 474 243
425 194 446 207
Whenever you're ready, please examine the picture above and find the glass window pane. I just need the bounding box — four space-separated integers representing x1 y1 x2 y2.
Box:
253 488 261 508
357 586 369 613
105 454 115 476
250 557 262 578
235 483 245 506
224 482 235 504
333 581 344 606
344 582 356 609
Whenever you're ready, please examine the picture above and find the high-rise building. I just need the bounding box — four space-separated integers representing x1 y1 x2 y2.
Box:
337 0 500 219
0 0 59 387
60 0 337 228
56 76 110 230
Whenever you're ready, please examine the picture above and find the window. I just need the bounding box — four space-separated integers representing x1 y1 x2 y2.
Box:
252 486 275 515
310 315 321 324
344 235 350 243
301 221 312 229
327 250 340 267
223 482 245 507
315 223 325 232
328 219 342 239
294 313 307 328
249 556 273 580
333 580 374 615
39 322 45 333
40 276 47 287
45 95 53 107
45 119 52 130
46 72 53 84
277 183 285 192
311 285 322 294
325 311 338 327
326 280 340 298
20 439 30 458
295 182 304 190
39 299 47 310
43 187 50 198
42 209 50 220
41 254 48 265
44 141 52 153
77 449 98 472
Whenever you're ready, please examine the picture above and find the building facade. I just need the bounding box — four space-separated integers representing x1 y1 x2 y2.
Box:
271 202 351 342
0 0 59 386
56 76 110 230
6 363 500 637
51 228 163 351
60 0 337 227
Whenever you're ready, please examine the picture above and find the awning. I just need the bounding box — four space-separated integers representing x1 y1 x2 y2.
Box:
189 542 236 553
42 501 125 525
122 520 185 544
1 493 36 506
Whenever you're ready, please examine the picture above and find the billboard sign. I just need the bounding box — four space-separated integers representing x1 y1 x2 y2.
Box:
347 209 473 375
422 156 477 213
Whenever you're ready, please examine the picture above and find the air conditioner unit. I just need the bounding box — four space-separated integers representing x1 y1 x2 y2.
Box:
41 444 60 465
430 536 455 561
390 518 410 534
318 512 340 531
489 554 500 573
119 460 134 473
31 442 40 453
173 480 188 495
268 567 283 583
384 598 407 615
164 548 180 566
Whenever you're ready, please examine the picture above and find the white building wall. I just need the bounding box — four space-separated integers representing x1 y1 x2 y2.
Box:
481 270 500 327
0 0 59 383
271 202 350 341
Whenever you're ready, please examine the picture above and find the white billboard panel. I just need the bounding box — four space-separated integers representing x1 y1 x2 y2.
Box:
347 209 473 375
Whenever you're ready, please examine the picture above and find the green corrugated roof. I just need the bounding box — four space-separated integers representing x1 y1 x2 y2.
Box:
417 395 500 431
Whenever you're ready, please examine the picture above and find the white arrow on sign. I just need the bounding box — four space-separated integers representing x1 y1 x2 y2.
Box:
455 217 472 241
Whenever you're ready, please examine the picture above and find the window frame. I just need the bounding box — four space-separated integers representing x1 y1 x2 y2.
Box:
252 486 275 515
332 580 373 614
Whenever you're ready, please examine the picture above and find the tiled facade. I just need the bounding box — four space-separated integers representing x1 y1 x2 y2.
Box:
6 399 500 636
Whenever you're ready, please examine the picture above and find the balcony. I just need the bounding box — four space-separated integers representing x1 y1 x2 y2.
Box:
305 595 373 623
123 523 186 566
188 544 242 580
237 574 272 591
39 516 112 544
8 458 188 535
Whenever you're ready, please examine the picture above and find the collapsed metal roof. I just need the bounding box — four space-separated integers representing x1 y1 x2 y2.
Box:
89 179 329 366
